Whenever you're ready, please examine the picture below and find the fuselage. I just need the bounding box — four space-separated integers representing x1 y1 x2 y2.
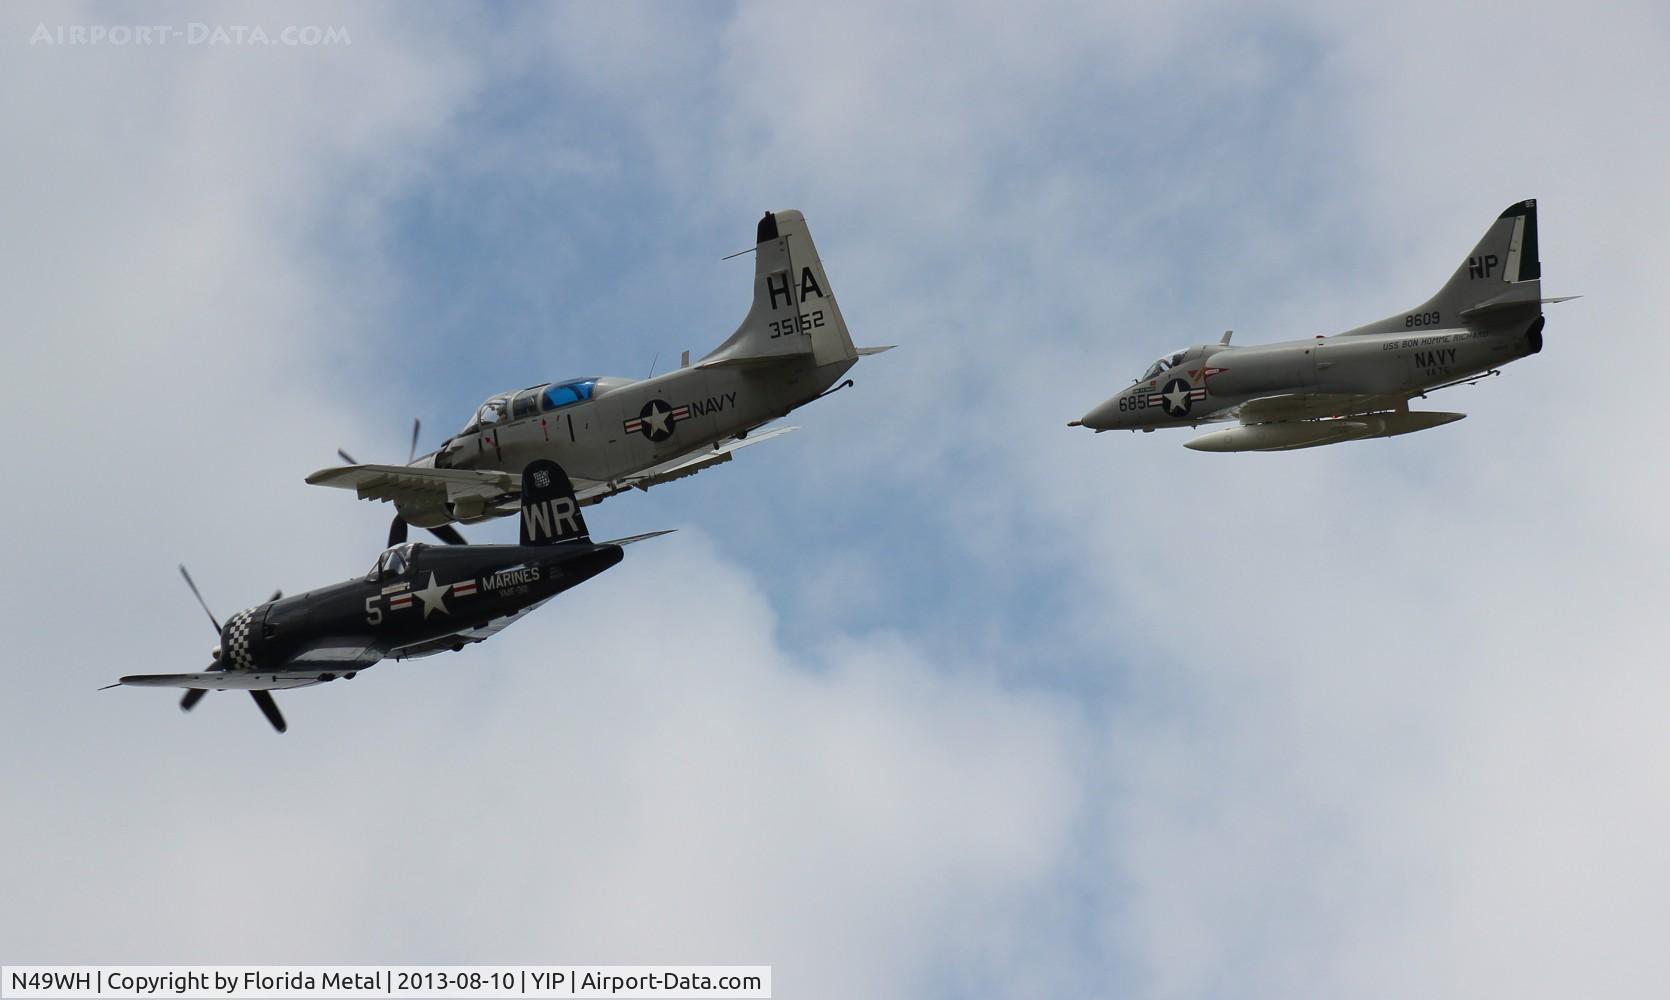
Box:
404 354 856 523
1078 323 1542 431
217 541 624 674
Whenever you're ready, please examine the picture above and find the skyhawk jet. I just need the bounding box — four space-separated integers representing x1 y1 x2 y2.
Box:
309 210 891 534
1071 200 1574 451
107 461 669 732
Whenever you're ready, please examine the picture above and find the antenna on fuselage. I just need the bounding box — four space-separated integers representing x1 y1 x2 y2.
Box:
1220 330 1234 345
647 351 660 379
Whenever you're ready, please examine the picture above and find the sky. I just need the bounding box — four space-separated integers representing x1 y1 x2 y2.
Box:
3 2 1669 997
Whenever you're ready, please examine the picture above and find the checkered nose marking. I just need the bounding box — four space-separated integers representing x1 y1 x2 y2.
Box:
222 608 256 670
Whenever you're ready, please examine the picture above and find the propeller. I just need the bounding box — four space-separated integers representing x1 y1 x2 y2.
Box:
250 690 288 734
175 566 288 733
341 419 467 548
178 564 220 633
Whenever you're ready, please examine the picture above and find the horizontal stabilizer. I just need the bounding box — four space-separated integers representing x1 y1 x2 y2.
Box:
599 529 676 547
1458 292 1578 318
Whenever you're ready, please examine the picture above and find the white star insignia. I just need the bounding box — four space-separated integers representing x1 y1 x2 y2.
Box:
643 407 673 435
1165 386 1190 413
414 572 450 619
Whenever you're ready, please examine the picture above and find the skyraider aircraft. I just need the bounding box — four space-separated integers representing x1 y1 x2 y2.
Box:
308 209 891 534
107 461 669 733
1071 200 1575 451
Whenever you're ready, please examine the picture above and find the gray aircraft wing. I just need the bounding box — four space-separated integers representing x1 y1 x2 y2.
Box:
582 426 797 502
305 463 518 507
1233 392 1416 424
306 427 797 511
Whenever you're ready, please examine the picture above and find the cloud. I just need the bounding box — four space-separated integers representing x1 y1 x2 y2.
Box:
5 2 1670 998
0 9 1086 996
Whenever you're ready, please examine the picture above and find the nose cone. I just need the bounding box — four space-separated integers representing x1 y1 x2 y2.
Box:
1076 397 1122 431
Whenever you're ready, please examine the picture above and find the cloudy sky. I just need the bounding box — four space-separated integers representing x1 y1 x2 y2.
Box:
4 2 1668 996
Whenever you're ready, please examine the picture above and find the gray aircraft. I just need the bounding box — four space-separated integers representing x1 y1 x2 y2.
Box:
1070 200 1573 451
309 210 891 532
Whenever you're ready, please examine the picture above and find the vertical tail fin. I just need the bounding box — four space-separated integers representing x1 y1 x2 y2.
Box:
699 210 858 368
519 460 590 546
1341 199 1544 336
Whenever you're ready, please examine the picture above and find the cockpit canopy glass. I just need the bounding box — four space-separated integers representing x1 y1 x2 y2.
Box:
1140 349 1190 382
542 378 598 411
511 388 542 420
462 394 511 435
367 541 420 582
461 379 601 434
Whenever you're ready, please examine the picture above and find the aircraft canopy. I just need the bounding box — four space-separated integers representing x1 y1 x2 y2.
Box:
1140 349 1190 382
367 541 421 582
461 378 606 434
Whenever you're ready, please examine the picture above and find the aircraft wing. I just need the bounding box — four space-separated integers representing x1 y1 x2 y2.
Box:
117 670 331 691
113 640 386 690
391 598 555 660
305 463 517 506
307 428 796 511
1233 392 1413 424
279 637 386 671
575 426 799 503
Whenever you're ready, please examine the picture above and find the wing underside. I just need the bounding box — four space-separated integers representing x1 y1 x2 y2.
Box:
304 464 517 507
1233 392 1415 424
305 427 797 513
1186 392 1463 451
595 426 796 500
115 640 385 691
390 598 556 660
117 671 331 691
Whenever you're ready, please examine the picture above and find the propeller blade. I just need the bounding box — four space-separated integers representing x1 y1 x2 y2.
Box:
250 690 287 733
337 448 358 465
180 688 208 712
408 418 422 463
178 565 221 634
387 516 409 547
426 523 467 546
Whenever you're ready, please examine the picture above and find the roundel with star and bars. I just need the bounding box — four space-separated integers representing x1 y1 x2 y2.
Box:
1152 377 1208 418
623 398 691 442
